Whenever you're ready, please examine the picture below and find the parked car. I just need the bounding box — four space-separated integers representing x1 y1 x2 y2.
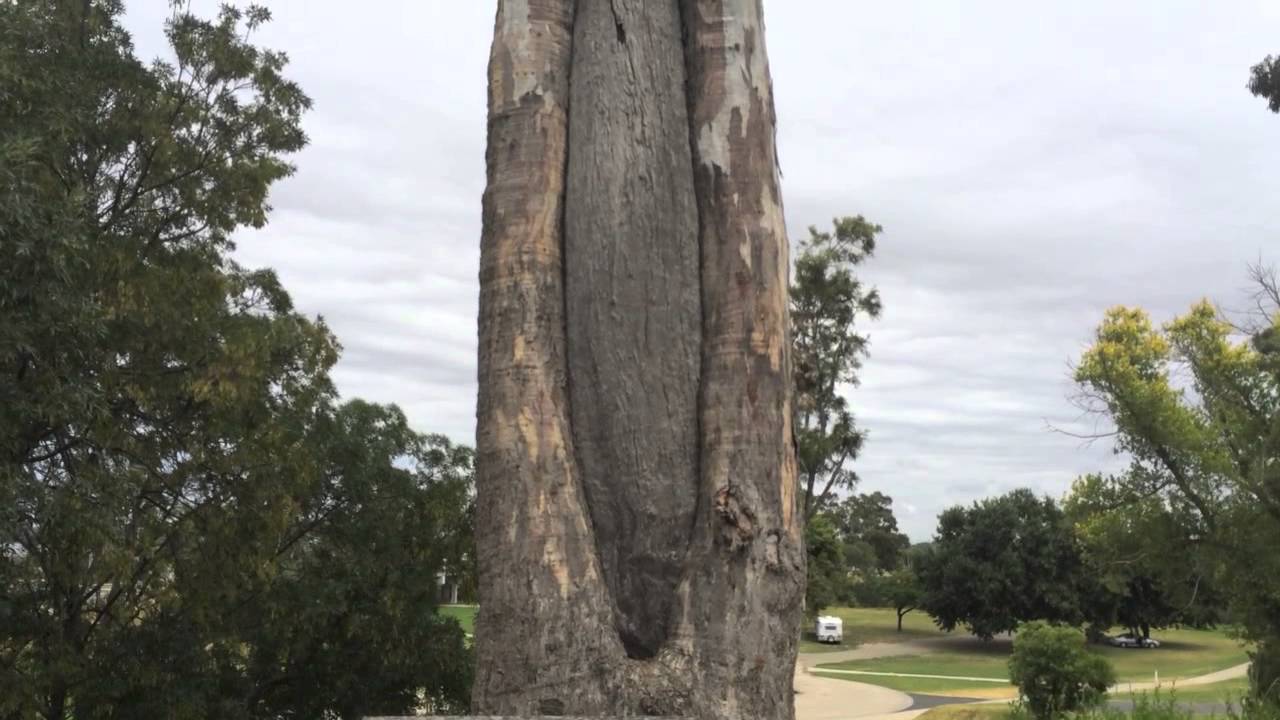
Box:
1109 634 1161 648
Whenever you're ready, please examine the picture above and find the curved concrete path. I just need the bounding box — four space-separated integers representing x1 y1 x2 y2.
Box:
1122 662 1250 691
794 639 976 720
800 642 935 667
794 636 1251 720
795 667 915 720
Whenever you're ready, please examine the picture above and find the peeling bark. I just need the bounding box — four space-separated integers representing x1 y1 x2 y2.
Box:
474 1 803 717
474 0 620 712
674 3 805 717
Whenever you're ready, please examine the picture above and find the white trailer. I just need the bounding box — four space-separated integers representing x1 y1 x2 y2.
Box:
815 615 843 644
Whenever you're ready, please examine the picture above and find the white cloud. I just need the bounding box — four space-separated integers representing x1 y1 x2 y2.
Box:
124 0 1280 541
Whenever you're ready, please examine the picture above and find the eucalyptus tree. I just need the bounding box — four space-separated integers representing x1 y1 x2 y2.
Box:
474 1 805 717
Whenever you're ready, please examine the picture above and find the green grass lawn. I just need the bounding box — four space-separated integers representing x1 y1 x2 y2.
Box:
815 621 1248 696
1099 628 1249 683
438 604 477 635
815 649 1014 694
918 678 1257 720
811 669 1013 696
915 706 1010 720
800 607 950 653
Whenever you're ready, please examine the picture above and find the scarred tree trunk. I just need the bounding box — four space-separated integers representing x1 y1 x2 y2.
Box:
474 1 803 717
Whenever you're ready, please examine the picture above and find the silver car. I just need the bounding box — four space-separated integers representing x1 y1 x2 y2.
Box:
1109 634 1161 648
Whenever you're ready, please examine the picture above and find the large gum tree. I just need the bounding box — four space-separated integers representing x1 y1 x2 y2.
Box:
472 0 805 717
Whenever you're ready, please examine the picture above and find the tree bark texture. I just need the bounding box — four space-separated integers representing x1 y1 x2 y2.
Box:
564 0 702 660
474 1 803 717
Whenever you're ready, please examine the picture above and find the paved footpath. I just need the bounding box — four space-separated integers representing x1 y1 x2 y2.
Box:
794 667 915 720
795 638 985 720
794 638 1251 720
1120 662 1250 691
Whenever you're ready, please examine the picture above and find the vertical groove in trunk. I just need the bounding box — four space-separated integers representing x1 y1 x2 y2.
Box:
563 0 701 660
473 0 620 713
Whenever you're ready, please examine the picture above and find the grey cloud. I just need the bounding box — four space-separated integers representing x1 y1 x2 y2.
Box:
125 1 1280 541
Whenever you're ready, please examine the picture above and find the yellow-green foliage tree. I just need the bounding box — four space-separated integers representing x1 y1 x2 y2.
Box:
1074 270 1280 703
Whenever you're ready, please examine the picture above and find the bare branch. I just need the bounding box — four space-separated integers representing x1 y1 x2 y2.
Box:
1249 258 1280 312
1044 420 1119 443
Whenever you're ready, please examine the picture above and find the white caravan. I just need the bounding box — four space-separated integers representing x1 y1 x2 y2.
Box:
815 615 843 644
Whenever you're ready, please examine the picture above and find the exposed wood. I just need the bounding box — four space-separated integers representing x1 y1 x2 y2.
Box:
563 0 702 660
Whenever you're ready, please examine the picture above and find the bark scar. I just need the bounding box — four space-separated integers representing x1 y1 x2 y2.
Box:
714 484 758 549
764 530 780 569
609 0 626 43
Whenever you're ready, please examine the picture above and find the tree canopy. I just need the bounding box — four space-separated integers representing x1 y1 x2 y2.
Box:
1065 473 1220 641
917 489 1086 640
792 217 882 517
1073 269 1280 701
0 3 471 717
1249 55 1280 113
803 512 849 617
806 489 914 616
882 565 923 632
827 491 911 574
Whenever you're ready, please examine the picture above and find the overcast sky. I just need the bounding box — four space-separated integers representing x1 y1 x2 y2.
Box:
126 2 1280 541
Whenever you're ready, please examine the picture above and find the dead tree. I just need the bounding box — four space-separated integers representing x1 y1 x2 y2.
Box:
474 1 804 716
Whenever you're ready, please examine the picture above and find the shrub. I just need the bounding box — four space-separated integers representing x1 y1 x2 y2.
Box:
1250 638 1280 706
1008 622 1116 720
1232 696 1280 720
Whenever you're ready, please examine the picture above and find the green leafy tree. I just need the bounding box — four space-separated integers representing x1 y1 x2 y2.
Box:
444 488 479 604
804 513 849 618
1073 269 1280 703
0 3 470 717
884 567 922 632
1065 473 1220 642
917 489 1086 640
1009 622 1115 720
225 402 474 718
1250 55 1280 113
829 491 911 573
833 493 913 616
792 217 882 518
847 565 920 625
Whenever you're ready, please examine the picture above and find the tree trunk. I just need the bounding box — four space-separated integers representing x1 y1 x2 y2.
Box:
563 0 702 660
474 1 804 717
